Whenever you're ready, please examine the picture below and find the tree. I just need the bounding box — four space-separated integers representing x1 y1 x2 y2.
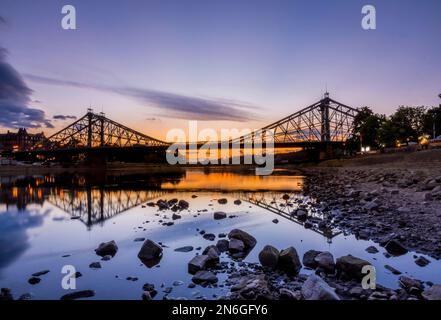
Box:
423 105 441 138
348 106 384 150
377 119 397 148
390 106 426 142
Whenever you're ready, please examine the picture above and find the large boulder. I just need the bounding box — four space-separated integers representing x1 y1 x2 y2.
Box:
314 252 335 274
188 255 210 274
258 245 279 269
95 240 118 257
228 229 257 249
336 255 371 280
137 240 163 265
301 274 340 300
384 240 408 256
422 284 441 300
303 250 322 269
278 247 302 275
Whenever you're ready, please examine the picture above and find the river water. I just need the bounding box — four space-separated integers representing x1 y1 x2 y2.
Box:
0 167 439 300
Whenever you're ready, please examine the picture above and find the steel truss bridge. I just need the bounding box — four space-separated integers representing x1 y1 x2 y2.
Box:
230 93 358 146
16 93 358 161
39 109 169 150
48 188 167 228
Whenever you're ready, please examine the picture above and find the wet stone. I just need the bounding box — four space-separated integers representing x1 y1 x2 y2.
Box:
258 245 279 269
314 252 335 274
228 229 257 249
385 265 402 275
18 293 33 300
174 246 194 253
203 233 216 241
414 256 430 267
303 250 322 269
228 238 245 253
278 247 302 275
138 239 163 261
384 240 408 256
32 270 49 277
301 274 340 300
172 213 181 220
335 255 370 280
95 240 118 257
60 290 95 300
28 277 41 285
213 212 227 220
216 239 229 252
188 255 210 274
192 271 218 284
89 262 102 269
365 246 379 254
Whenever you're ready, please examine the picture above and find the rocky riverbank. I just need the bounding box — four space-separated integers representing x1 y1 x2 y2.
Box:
301 166 441 260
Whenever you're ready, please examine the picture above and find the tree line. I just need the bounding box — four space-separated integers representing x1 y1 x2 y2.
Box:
347 103 441 150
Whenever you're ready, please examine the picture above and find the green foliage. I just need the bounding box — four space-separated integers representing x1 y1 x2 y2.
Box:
349 104 440 150
348 106 384 150
423 105 441 138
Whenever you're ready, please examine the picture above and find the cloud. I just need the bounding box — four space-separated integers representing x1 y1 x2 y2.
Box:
25 74 261 122
0 48 53 129
53 114 77 120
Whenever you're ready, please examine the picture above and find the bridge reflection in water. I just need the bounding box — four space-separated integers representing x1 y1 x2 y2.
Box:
236 192 341 242
0 171 340 242
48 188 167 228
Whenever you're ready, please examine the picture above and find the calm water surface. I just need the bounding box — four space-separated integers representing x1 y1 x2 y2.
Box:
0 168 439 299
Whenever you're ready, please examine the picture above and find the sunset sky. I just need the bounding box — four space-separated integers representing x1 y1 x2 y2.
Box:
1 0 440 140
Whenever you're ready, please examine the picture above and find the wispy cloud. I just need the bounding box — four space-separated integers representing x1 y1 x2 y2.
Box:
0 48 53 129
53 114 77 120
24 74 260 122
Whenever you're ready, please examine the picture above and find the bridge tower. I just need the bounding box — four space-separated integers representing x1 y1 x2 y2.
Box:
320 92 331 142
87 108 93 148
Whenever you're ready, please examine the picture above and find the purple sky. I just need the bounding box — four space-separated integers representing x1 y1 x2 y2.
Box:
0 0 440 138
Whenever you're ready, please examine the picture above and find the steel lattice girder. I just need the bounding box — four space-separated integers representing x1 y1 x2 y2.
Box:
231 97 358 144
33 112 170 150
